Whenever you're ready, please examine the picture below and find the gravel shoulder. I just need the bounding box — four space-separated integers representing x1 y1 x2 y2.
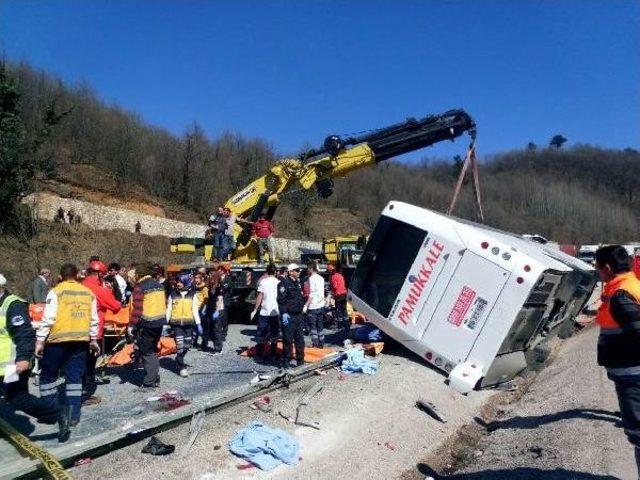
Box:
72 326 492 480
412 326 635 480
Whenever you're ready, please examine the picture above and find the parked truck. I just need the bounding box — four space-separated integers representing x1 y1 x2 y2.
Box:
348 201 597 393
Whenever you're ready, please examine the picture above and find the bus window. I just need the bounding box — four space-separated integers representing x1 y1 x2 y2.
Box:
350 216 426 318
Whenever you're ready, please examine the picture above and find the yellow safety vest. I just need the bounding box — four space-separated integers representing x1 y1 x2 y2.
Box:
0 295 24 369
47 281 94 343
141 288 166 323
170 291 195 325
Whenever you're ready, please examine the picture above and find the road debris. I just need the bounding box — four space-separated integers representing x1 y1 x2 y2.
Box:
294 380 324 429
142 436 175 456
180 410 205 457
341 348 379 375
416 399 447 423
250 396 272 412
249 373 272 384
73 457 92 467
378 441 396 451
229 421 299 470
278 411 295 423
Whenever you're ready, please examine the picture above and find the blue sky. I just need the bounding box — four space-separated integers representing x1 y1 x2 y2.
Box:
1 1 638 161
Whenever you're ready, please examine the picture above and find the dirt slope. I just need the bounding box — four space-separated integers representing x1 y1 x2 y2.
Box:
405 327 635 480
0 222 173 297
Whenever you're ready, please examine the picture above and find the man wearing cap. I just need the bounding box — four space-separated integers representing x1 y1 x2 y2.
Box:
130 262 167 388
166 275 203 377
36 264 100 442
81 260 121 405
277 264 306 367
0 273 60 429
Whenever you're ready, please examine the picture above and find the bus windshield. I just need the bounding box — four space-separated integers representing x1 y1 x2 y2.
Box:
350 216 427 318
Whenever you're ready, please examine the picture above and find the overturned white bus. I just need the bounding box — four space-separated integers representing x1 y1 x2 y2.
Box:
348 201 597 393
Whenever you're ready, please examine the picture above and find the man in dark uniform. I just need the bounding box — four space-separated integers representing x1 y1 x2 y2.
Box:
277 264 306 368
0 273 60 426
206 263 232 354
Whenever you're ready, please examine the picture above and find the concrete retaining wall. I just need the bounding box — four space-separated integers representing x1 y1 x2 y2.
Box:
23 192 321 261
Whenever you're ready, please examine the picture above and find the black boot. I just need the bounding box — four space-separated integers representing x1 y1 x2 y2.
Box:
256 343 265 358
57 406 71 443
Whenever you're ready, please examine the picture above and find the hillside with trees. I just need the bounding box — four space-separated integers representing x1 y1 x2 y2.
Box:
3 61 639 244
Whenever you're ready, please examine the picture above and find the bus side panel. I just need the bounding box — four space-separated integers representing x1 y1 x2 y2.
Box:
420 252 509 365
388 234 462 338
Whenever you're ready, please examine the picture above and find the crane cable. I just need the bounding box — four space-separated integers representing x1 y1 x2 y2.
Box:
447 140 484 222
0 416 73 480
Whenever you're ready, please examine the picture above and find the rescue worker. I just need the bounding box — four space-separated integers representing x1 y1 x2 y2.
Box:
81 260 121 405
251 264 281 360
277 263 306 368
304 261 326 348
193 271 209 348
251 214 275 264
327 264 350 339
36 264 100 442
166 275 203 377
130 262 167 388
0 274 60 429
594 245 640 474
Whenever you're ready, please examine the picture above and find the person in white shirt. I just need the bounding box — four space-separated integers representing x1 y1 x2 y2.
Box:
107 262 128 305
166 275 202 377
304 261 326 348
251 264 281 359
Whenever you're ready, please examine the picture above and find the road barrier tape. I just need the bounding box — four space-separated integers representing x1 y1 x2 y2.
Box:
0 416 73 480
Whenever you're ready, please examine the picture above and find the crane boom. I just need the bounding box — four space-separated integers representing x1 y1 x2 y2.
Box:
224 109 476 263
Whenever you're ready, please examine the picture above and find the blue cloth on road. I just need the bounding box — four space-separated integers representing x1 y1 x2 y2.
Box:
353 323 383 343
341 348 379 375
229 420 299 471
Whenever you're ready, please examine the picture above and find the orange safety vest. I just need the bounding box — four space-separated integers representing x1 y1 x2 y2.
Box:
597 271 640 330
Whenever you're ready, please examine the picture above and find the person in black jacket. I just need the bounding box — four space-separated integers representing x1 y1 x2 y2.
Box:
0 274 60 425
277 264 306 368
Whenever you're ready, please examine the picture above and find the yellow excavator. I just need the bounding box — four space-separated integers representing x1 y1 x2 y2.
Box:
221 108 477 263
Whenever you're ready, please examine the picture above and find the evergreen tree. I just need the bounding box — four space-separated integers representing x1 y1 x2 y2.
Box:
549 134 568 149
0 62 68 231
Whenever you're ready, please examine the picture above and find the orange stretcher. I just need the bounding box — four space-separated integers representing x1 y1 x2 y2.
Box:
240 342 337 362
108 337 177 366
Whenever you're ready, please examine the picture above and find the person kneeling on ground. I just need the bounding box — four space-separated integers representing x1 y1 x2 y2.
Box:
0 274 61 432
251 264 281 360
130 263 167 389
166 275 202 377
277 264 306 368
